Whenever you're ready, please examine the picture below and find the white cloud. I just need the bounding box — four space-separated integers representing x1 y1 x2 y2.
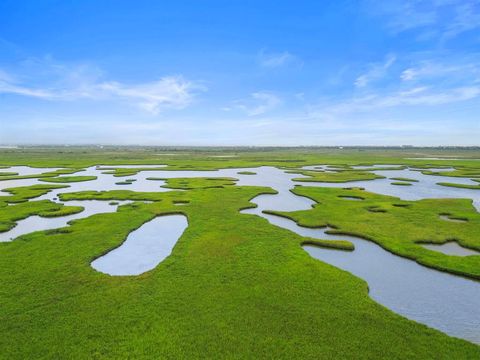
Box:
258 50 301 68
378 86 480 106
0 58 204 114
96 77 200 114
227 91 281 116
400 68 417 81
399 58 480 86
355 54 396 87
247 92 281 115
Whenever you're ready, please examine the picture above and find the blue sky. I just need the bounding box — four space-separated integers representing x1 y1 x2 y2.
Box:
0 0 479 146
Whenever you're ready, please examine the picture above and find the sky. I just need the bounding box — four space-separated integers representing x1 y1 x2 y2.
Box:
0 0 479 146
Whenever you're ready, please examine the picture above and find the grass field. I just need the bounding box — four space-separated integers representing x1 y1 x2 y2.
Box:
0 147 479 358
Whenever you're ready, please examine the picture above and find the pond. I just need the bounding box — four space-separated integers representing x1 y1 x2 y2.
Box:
421 241 480 257
91 214 188 276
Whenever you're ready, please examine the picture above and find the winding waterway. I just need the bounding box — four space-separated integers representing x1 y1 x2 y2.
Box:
1 164 479 343
0 200 131 242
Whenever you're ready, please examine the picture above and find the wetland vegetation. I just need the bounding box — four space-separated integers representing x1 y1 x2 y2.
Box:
269 186 480 279
1 146 479 358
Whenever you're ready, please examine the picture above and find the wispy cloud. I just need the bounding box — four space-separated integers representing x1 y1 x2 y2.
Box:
324 86 480 114
444 1 480 38
309 52 480 127
0 68 16 83
400 60 480 82
258 50 302 68
0 57 204 114
224 91 281 116
367 0 480 40
373 0 437 33
355 54 396 87
95 78 201 114
246 92 281 115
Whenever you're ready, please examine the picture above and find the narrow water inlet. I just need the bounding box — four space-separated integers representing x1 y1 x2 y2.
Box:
244 192 480 345
91 214 188 276
303 241 480 344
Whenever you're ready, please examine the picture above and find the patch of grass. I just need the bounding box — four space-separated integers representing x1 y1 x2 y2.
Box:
437 182 480 190
421 168 480 179
269 186 480 280
39 175 97 183
101 167 169 177
114 178 138 185
338 195 365 200
1 184 70 203
44 228 73 235
159 177 238 190
344 166 407 171
390 177 419 182
0 199 83 233
391 182 412 186
237 171 256 175
301 237 355 251
59 190 161 202
290 169 384 183
0 168 84 181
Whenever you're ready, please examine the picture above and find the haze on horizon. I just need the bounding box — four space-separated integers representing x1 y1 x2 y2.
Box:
0 1 479 146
